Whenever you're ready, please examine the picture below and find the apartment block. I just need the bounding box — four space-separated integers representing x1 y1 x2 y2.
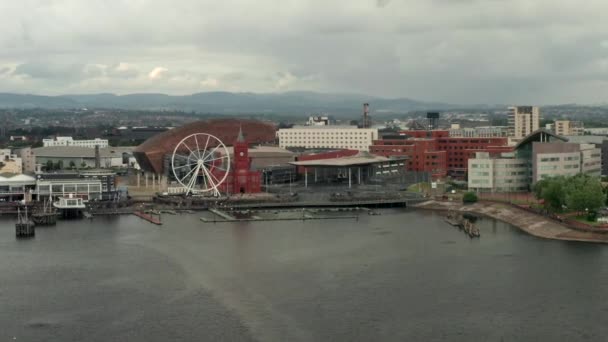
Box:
508 106 540 140
554 120 584 136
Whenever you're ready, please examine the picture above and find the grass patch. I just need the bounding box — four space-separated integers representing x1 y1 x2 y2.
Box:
407 182 431 193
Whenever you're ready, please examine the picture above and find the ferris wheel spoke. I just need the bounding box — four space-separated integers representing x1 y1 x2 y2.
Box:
185 164 201 194
203 135 211 155
200 165 217 190
174 163 196 170
180 165 198 184
205 154 229 163
205 166 224 188
203 144 221 162
181 141 197 160
193 135 202 160
212 164 227 172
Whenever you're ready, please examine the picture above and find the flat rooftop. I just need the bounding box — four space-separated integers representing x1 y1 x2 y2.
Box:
289 152 407 167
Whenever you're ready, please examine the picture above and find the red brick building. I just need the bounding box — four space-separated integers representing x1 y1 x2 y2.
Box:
215 129 262 194
369 130 510 180
369 138 447 179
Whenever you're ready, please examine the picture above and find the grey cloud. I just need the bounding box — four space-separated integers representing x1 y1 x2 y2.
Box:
14 62 86 81
1 0 608 103
376 0 391 8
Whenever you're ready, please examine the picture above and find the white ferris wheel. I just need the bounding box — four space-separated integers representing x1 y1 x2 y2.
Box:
171 133 230 197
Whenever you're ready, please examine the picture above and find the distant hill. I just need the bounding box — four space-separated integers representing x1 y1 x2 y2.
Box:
0 91 457 116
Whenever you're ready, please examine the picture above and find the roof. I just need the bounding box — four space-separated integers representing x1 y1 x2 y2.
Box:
289 152 407 167
133 118 277 174
0 173 36 184
563 135 606 144
224 145 295 157
514 129 568 150
286 125 374 130
33 146 136 158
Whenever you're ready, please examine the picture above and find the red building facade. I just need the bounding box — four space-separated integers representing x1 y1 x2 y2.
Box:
370 138 447 179
369 130 510 180
215 129 262 194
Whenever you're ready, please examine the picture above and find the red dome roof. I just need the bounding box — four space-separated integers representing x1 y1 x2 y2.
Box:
133 118 277 174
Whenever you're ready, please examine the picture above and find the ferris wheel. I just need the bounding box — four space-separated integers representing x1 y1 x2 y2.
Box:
171 133 230 196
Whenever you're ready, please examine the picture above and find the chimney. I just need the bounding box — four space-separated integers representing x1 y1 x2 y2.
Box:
95 145 101 169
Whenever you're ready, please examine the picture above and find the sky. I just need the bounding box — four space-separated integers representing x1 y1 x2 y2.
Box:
1 0 608 104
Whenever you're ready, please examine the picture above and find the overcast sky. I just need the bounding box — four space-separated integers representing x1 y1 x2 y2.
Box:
1 0 607 104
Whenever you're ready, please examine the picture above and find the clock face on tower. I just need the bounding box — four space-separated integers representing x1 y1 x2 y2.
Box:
239 152 244 157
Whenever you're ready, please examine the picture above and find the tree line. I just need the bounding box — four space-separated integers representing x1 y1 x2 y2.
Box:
533 174 606 214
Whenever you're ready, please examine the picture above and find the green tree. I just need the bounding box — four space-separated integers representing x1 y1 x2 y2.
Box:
69 160 76 169
57 160 64 170
565 175 605 212
46 160 54 171
462 192 478 204
80 161 87 169
541 179 566 211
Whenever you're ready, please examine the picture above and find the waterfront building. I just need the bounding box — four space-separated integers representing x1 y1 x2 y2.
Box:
222 145 295 170
33 146 135 169
563 135 608 176
508 106 540 140
468 130 602 192
369 136 447 180
369 130 510 180
134 118 277 176
43 136 109 148
554 120 584 136
468 152 528 192
34 170 117 201
0 174 36 202
214 129 262 194
289 152 407 188
277 126 378 151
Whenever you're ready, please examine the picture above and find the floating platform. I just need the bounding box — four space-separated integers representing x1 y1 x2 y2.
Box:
200 215 359 223
133 211 162 225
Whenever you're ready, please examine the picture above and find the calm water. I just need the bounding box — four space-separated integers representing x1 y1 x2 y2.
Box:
1 209 608 342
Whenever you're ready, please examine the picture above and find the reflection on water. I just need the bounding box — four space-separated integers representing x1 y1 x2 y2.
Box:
1 209 607 342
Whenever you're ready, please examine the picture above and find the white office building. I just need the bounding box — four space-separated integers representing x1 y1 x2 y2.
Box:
43 137 109 148
277 126 379 151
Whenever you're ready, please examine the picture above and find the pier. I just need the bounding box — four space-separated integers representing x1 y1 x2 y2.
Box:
444 209 480 238
133 211 162 225
202 207 360 223
32 199 57 226
15 207 35 238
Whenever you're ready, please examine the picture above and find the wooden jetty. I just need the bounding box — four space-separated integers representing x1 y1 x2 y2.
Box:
444 209 480 238
16 207 35 238
32 198 57 226
133 211 162 225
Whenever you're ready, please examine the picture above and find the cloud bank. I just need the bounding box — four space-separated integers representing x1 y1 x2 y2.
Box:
1 0 607 104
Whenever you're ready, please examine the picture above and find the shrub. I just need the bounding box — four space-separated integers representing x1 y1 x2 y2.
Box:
462 192 478 204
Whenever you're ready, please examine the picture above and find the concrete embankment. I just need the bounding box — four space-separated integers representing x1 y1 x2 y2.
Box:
415 200 608 244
